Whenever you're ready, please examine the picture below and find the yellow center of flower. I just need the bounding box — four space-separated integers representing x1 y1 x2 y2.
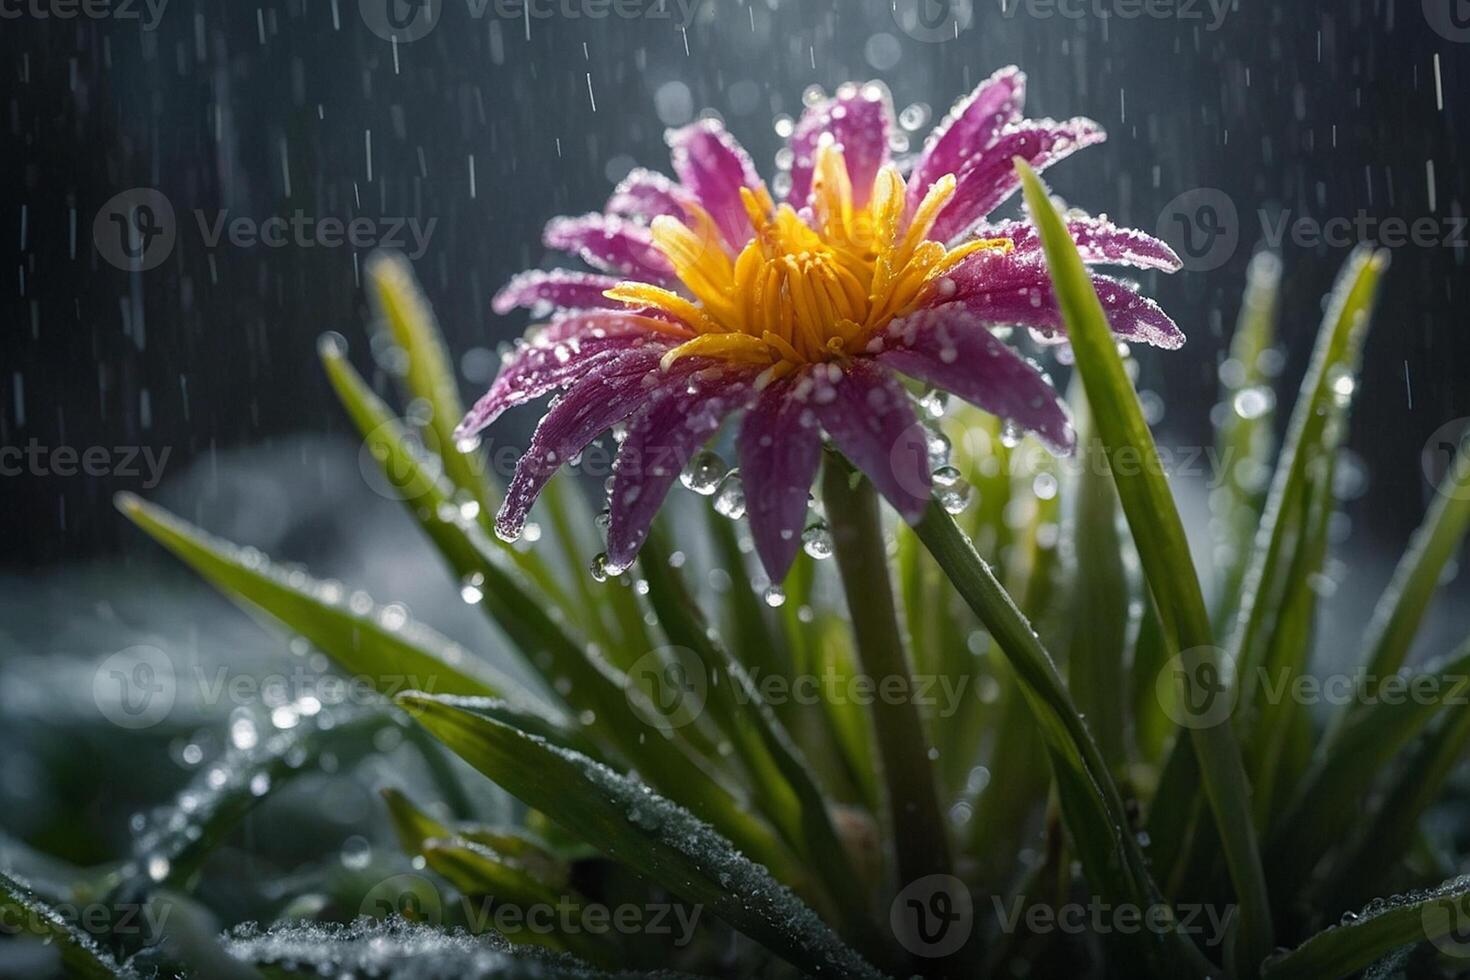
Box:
605 143 1012 380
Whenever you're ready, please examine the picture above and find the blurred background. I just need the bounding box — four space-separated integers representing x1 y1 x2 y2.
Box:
0 1 1467 970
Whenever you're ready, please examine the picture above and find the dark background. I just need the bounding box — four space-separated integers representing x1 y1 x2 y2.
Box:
2 0 1466 569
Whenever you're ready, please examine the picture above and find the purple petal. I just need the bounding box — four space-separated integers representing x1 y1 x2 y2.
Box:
532 310 682 345
737 378 823 582
492 269 628 315
543 213 675 282
908 66 1027 209
981 216 1183 273
944 251 1185 350
803 360 930 521
787 82 894 209
605 361 758 567
606 168 690 220
495 346 672 541
457 332 664 440
877 303 1075 453
666 119 761 250
930 118 1107 243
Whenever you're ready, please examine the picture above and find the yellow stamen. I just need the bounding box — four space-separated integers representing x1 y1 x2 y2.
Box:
610 143 1011 370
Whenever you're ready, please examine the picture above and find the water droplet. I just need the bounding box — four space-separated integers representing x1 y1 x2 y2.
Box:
680 449 728 495
1233 385 1275 420
713 475 746 520
763 585 786 608
801 522 833 559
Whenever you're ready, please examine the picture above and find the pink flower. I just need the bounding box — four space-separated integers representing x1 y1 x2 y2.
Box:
460 68 1183 581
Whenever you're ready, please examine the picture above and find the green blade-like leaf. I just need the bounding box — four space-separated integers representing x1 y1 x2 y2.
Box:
1016 158 1274 973
115 493 535 708
126 707 397 892
383 788 570 890
1332 432 1470 714
421 838 618 964
1267 640 1470 889
1263 875 1470 980
365 253 495 519
222 918 689 979
1067 384 1128 775
1225 246 1388 705
913 504 1212 977
317 343 788 863
0 871 139 979
637 531 877 948
1211 249 1283 627
397 692 882 979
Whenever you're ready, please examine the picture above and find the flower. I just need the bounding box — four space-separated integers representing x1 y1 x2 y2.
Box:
459 67 1183 581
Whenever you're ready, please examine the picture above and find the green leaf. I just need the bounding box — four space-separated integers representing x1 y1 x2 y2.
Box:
383 788 571 890
365 253 495 520
1339 431 1470 695
1323 638 1470 906
1267 640 1470 890
1067 384 1128 775
397 692 882 979
115 492 534 708
127 706 397 891
1016 157 1274 973
636 531 877 947
1211 250 1283 627
421 837 618 964
0 870 139 979
1262 875 1470 980
222 918 690 979
1225 246 1388 706
913 504 1212 977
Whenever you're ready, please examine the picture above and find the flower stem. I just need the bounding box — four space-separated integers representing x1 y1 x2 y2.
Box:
820 453 953 889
